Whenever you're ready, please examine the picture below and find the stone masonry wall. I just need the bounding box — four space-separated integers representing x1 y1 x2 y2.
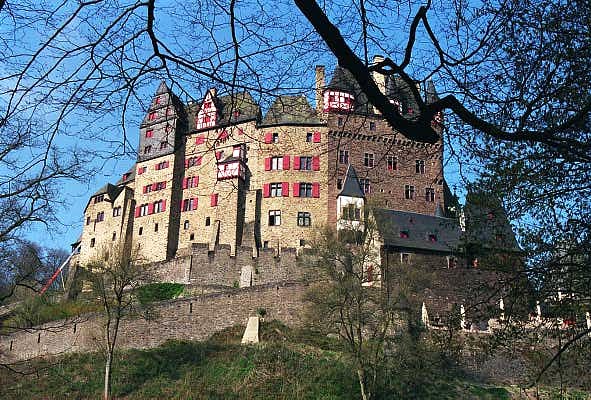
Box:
0 282 306 363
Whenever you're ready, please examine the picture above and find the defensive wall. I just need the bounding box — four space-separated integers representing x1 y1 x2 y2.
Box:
0 282 306 363
2 244 512 363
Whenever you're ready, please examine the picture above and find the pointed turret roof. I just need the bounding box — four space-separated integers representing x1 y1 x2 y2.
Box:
338 165 365 198
425 80 439 104
155 80 170 95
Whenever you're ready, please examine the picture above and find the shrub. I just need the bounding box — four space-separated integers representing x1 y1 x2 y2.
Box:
136 283 184 304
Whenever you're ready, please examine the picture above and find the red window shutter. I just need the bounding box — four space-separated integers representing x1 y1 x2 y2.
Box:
292 182 300 197
182 178 188 189
283 155 290 170
282 182 289 197
194 176 200 186
312 182 320 198
134 207 140 217
312 156 320 171
152 183 157 191
263 183 270 198
138 167 143 175
215 151 222 160
180 199 185 211
165 161 169 168
264 157 271 171
196 156 202 166
264 132 272 144
313 131 321 143
161 199 166 212
142 185 147 194
293 156 300 170
162 181 167 189
210 193 218 207
192 198 199 209
195 135 205 145
148 203 154 214
238 128 244 135
184 159 189 169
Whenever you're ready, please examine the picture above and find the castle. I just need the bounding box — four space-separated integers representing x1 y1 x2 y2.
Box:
74 60 512 290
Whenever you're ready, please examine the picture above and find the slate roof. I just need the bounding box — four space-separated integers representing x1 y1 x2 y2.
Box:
326 65 436 117
261 95 322 126
326 66 372 114
115 165 136 186
91 183 123 200
187 91 260 132
373 208 462 253
338 165 365 198
463 191 520 251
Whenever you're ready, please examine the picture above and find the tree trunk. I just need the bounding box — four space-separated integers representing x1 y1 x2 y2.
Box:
357 368 370 400
104 350 112 400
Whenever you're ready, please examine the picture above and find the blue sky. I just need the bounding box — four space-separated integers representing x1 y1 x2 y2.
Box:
11 1 476 251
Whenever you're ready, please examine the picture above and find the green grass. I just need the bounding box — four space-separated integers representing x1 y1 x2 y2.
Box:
0 321 517 400
136 283 184 304
1 296 101 333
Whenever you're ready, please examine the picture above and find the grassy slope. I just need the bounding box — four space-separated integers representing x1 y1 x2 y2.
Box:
1 321 579 400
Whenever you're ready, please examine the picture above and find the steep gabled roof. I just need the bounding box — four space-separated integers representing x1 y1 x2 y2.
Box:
463 190 520 251
91 183 123 201
261 95 322 126
338 165 365 198
155 80 170 95
115 165 136 186
186 91 261 132
326 66 372 114
373 209 462 253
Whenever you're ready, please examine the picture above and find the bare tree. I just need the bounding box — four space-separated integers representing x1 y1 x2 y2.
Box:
86 244 148 400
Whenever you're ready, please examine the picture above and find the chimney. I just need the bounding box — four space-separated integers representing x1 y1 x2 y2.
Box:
315 65 325 115
371 55 386 114
371 55 386 95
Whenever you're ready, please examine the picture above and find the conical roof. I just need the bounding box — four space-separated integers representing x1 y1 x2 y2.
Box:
338 165 365 198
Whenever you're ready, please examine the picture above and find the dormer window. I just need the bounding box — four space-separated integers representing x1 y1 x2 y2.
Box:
145 129 153 138
324 90 354 112
148 112 157 121
154 96 161 104
399 230 409 239
428 234 437 242
144 145 152 154
196 97 217 129
159 141 167 150
94 194 105 203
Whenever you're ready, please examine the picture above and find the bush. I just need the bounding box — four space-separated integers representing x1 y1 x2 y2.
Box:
136 283 184 304
2 296 100 332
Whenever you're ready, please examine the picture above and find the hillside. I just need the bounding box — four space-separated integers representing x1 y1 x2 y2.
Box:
0 320 522 400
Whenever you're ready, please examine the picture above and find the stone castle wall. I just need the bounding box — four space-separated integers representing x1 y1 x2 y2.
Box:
0 282 306 363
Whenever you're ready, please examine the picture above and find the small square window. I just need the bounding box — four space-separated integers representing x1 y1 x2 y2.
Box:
369 122 376 131
154 223 159 232
415 160 425 174
205 217 211 226
339 150 349 164
90 238 95 248
112 232 116 241
144 145 152 154
263 241 269 249
364 153 374 168
405 185 415 199
269 210 281 226
337 179 343 190
145 129 154 138
297 212 311 227
160 141 167 150
447 256 457 269
184 220 190 230
306 132 313 142
272 132 279 143
86 216 91 225
299 239 306 246
139 227 143 235
428 234 437 242
190 233 195 241
401 253 411 264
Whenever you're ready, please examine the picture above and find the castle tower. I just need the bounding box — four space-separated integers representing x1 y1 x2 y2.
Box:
336 164 365 232
132 82 186 262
